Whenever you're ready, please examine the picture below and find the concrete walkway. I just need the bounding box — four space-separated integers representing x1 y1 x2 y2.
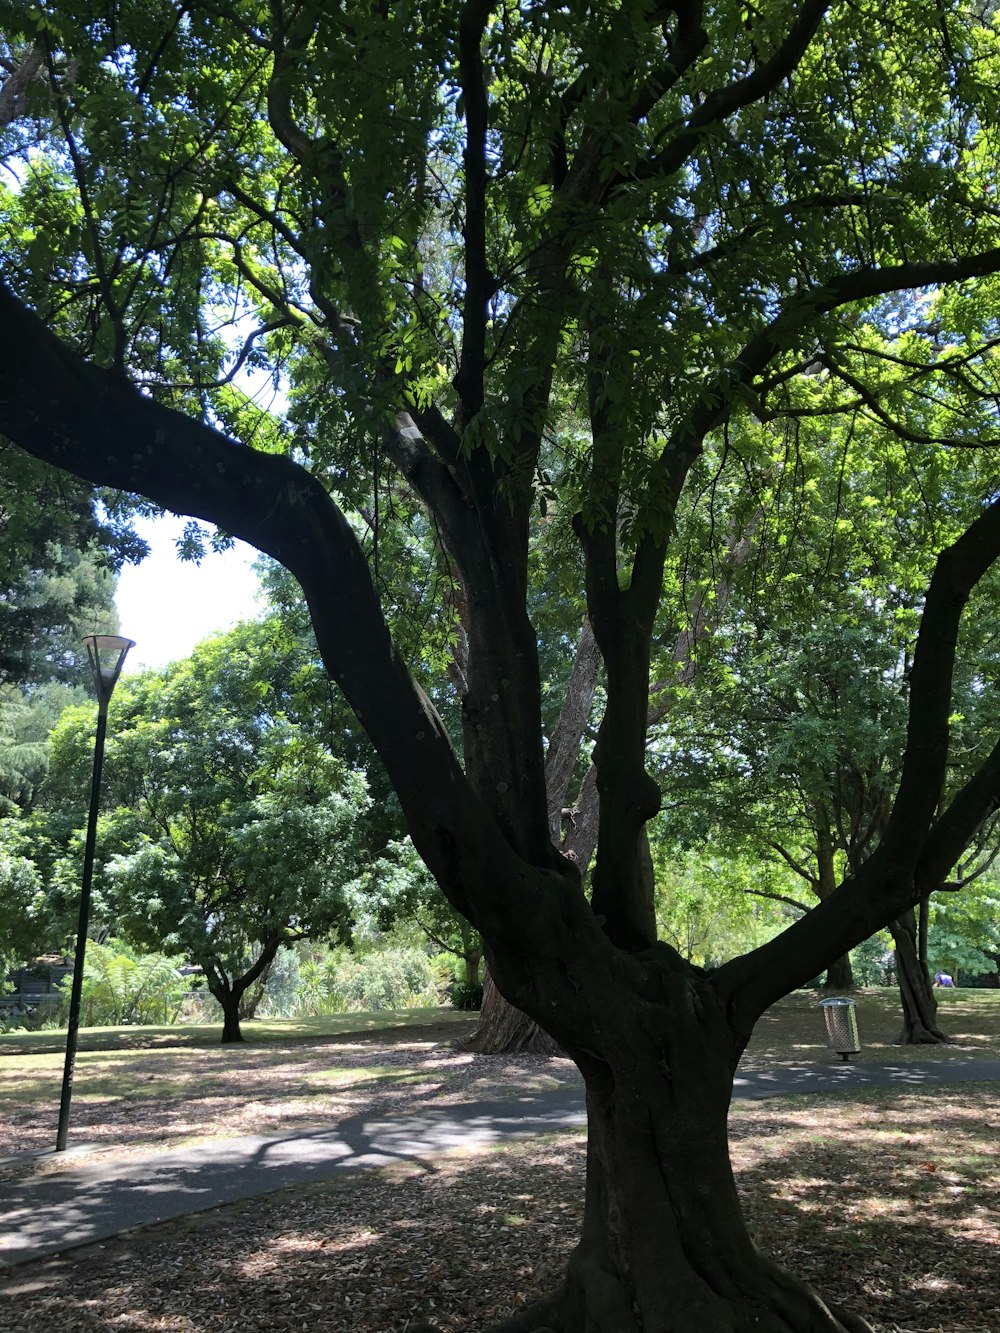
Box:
2 1057 997 1269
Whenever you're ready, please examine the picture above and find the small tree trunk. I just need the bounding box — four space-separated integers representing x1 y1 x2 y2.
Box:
458 968 560 1056
487 1001 873 1333
463 949 482 988
219 993 244 1043
823 953 854 990
890 912 948 1044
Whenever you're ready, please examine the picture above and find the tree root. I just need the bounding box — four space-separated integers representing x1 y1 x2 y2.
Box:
482 1289 562 1333
481 1281 876 1333
827 1301 877 1333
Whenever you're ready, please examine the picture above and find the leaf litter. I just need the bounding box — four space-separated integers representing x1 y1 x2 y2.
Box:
1 1084 996 1333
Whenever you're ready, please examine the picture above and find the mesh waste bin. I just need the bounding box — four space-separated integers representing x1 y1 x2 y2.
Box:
819 996 861 1061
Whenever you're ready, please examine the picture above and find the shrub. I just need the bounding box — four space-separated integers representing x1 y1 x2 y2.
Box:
336 947 437 1011
58 939 187 1026
447 979 483 1010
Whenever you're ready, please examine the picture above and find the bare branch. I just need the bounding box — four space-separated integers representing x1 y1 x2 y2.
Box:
743 888 810 916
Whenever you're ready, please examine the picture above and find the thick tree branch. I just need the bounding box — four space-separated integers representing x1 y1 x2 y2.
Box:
380 411 474 559
628 3 707 122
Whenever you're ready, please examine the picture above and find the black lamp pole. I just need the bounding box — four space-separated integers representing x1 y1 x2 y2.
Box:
56 634 134 1153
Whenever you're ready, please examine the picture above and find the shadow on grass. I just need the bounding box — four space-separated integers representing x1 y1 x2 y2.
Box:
0 1009 478 1058
2 1044 582 1162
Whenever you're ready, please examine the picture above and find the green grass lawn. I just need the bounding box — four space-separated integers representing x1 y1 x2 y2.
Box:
0 1005 474 1057
0 1009 480 1146
742 986 1000 1066
3 989 997 1138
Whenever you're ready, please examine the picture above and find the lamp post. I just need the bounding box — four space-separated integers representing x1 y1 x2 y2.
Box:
56 634 134 1153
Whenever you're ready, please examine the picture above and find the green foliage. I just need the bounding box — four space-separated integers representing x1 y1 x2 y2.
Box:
0 542 119 688
335 947 438 1012
851 934 895 988
57 938 186 1027
262 942 437 1015
288 949 351 1018
656 401 1000 977
651 842 793 967
0 834 49 976
0 681 91 815
446 979 483 1011
34 619 374 1017
927 879 1000 983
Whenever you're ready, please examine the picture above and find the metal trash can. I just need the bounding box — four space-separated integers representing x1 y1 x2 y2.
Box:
819 996 861 1061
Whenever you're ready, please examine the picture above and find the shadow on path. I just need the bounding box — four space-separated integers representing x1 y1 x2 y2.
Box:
3 1058 997 1268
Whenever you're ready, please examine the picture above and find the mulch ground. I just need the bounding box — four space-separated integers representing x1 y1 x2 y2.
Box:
1 1084 996 1333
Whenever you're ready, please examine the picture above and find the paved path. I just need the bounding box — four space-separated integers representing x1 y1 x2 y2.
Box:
2 1057 997 1269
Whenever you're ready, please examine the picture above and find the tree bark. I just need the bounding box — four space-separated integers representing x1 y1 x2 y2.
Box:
890 912 948 1044
822 954 855 990
460 621 601 1055
485 967 873 1333
458 967 560 1056
219 994 244 1043
462 948 482 988
203 937 283 1045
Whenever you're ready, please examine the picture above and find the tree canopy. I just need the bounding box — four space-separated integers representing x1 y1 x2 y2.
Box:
5 2 1000 1328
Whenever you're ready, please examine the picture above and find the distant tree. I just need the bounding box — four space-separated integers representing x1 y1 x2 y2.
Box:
0 837 48 981
43 622 374 1041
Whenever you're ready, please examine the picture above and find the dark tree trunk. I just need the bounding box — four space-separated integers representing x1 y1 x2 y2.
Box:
823 954 854 990
461 622 601 1054
890 912 948 1044
487 974 873 1333
218 991 244 1044
458 967 561 1055
204 937 283 1045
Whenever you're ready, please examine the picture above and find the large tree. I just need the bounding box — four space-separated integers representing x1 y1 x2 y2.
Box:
5 4 1000 1329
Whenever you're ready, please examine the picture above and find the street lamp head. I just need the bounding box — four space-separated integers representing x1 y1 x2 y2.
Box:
83 634 135 707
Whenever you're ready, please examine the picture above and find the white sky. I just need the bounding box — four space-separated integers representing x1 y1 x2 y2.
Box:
114 515 263 673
